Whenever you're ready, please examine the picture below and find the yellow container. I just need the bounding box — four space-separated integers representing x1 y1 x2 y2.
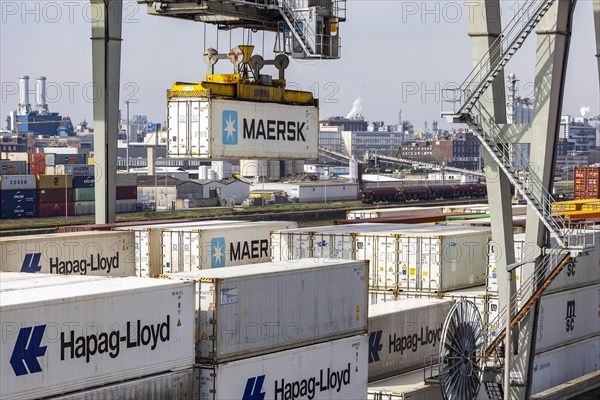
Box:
37 175 73 190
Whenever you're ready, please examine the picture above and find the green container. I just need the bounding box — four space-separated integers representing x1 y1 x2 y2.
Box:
72 187 95 202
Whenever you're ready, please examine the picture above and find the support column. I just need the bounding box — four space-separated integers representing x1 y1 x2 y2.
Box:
91 0 122 224
594 0 600 85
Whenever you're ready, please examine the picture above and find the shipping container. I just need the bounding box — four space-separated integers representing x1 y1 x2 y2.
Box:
37 201 73 217
0 231 136 276
164 221 297 272
54 153 87 165
48 369 196 400
73 187 95 202
0 271 106 292
574 166 600 200
5 152 28 162
46 153 56 166
45 165 57 175
38 188 73 203
272 224 491 292
167 259 368 363
198 334 368 400
367 298 455 382
115 220 247 277
367 368 443 400
37 174 73 189
72 175 96 188
0 278 195 400
0 175 36 190
347 206 443 220
115 199 138 213
530 335 599 395
0 203 36 219
167 98 319 160
63 164 95 176
1 189 36 204
116 185 137 200
0 160 26 175
72 201 95 216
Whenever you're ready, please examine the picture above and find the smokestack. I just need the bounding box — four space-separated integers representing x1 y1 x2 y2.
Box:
36 76 48 114
18 76 31 115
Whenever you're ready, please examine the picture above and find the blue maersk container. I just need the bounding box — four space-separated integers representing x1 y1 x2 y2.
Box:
72 175 95 188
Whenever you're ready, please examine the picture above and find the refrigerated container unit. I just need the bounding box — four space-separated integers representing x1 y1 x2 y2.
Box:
367 298 455 382
347 206 443 220
163 221 297 272
0 231 136 276
367 368 444 400
0 271 106 292
272 223 491 292
198 335 368 400
0 278 195 400
167 259 368 363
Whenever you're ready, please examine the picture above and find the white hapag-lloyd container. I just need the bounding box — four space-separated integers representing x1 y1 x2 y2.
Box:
167 97 319 160
0 231 136 276
346 206 443 220
48 368 196 400
162 221 296 272
531 335 600 395
442 203 489 213
0 278 195 400
0 271 106 291
272 223 491 292
367 368 443 400
115 220 246 277
198 334 368 400
367 298 455 382
167 259 368 363
487 232 600 295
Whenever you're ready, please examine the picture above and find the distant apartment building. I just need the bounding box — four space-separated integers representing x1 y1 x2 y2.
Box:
320 116 368 132
401 131 481 170
318 123 404 159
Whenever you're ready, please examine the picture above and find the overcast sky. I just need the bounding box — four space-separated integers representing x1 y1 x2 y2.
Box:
1 0 598 130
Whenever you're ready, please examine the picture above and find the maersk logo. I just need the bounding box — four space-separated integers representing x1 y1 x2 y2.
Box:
20 253 42 273
369 330 383 363
243 375 266 400
222 110 238 145
10 326 47 376
211 237 226 268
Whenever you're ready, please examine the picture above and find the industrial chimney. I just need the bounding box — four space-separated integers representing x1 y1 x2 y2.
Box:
36 76 49 114
18 76 31 115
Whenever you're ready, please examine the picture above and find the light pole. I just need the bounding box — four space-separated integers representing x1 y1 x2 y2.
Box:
126 100 130 173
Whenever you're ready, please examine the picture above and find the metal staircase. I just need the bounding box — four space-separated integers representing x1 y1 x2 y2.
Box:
278 0 317 57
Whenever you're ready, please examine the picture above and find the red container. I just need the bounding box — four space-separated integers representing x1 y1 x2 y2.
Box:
38 202 74 217
28 153 46 175
37 188 73 203
116 186 137 200
574 166 600 200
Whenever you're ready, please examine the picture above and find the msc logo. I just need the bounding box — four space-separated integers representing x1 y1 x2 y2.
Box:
565 300 576 332
369 330 383 363
243 375 266 400
10 326 47 376
21 253 42 273
211 237 226 268
222 110 238 145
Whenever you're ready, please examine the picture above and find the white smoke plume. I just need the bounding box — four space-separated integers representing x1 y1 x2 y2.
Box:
346 96 363 119
580 106 590 117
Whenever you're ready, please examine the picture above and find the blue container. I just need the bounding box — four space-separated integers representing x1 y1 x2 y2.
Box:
0 202 36 219
1 189 36 205
72 175 96 189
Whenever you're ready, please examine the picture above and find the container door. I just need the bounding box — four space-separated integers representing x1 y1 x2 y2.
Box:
190 100 210 157
137 230 150 277
376 235 399 291
162 231 177 274
400 236 420 291
198 282 218 364
167 101 183 157
421 237 440 291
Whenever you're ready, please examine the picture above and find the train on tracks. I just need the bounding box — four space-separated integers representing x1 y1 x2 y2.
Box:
361 183 488 204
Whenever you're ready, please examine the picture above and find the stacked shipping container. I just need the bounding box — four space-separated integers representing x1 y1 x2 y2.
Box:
574 166 600 199
0 175 37 218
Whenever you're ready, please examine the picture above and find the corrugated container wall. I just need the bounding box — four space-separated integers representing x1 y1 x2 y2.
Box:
0 175 36 190
198 335 368 400
37 202 73 217
54 153 87 165
168 259 368 363
167 98 319 160
574 166 600 199
0 278 195 400
72 201 95 216
347 206 443 220
0 231 136 276
37 174 73 189
0 160 27 175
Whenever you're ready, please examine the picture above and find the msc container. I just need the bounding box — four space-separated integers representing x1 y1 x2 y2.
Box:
0 278 195 400
167 97 319 160
168 259 368 363
198 334 368 400
163 221 297 272
0 160 26 175
37 174 73 189
72 175 96 188
72 201 95 215
37 201 74 217
73 187 95 202
0 175 36 190
530 335 599 395
63 164 95 176
0 231 136 276
116 185 137 200
272 224 491 292
534 284 599 353
1 189 36 204
367 298 455 382
367 368 443 400
48 368 196 400
0 271 106 292
38 188 73 203
54 153 87 165
115 220 247 278
347 206 443 220
0 202 36 219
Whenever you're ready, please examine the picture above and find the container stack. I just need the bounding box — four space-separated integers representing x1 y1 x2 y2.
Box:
0 175 37 219
167 259 369 399
116 173 138 213
0 160 27 175
36 174 73 217
574 166 600 200
70 165 95 215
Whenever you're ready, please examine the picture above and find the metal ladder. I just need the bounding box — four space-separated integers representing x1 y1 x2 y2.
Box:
277 0 318 57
